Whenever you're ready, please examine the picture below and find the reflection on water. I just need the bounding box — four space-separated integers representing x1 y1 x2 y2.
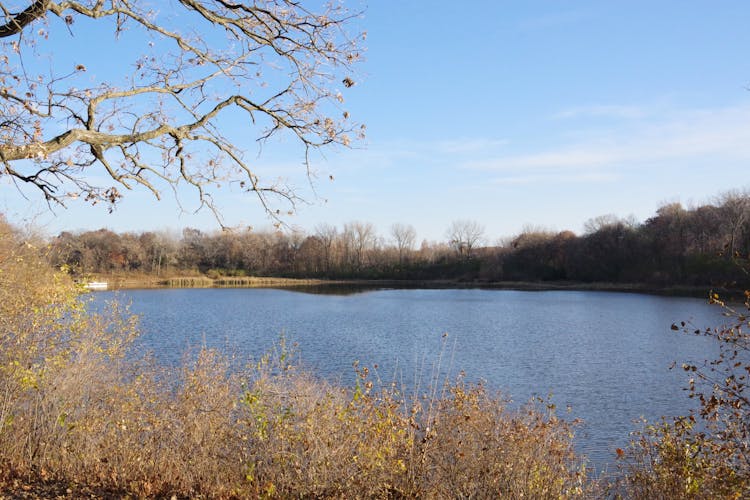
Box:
92 287 725 474
279 284 392 296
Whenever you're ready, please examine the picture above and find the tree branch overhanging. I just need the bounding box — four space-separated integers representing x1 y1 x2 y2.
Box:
0 0 48 38
0 0 363 224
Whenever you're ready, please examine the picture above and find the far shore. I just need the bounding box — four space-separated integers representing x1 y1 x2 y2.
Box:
80 274 728 298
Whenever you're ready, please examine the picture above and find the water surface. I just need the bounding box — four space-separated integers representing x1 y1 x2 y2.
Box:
93 287 725 473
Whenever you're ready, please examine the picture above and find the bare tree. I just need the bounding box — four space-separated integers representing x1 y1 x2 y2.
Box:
716 189 750 259
314 222 338 273
446 219 484 257
583 214 620 235
343 220 375 271
0 0 363 225
390 222 416 265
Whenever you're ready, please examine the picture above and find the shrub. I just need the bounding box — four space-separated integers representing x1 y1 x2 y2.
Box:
238 350 588 498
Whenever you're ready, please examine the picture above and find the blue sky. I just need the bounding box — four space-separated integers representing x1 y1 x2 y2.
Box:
3 1 750 242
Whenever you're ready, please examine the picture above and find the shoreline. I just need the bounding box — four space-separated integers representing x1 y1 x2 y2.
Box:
84 275 726 298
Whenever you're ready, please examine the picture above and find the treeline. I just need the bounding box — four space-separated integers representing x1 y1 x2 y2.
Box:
49 190 750 288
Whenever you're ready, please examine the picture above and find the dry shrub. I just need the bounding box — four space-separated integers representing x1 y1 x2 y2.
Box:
48 348 247 497
0 219 247 497
615 417 745 500
0 219 140 480
240 350 588 498
411 385 586 498
238 354 415 498
0 216 589 498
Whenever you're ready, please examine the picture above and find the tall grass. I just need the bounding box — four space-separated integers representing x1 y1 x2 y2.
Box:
0 218 589 498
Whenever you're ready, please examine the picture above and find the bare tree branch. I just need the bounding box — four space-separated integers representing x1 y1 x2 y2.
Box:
0 0 363 224
0 0 48 38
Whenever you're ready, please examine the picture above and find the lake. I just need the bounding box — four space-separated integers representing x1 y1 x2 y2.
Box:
92 287 726 474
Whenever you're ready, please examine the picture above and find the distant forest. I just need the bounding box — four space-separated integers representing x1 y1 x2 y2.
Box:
48 190 750 290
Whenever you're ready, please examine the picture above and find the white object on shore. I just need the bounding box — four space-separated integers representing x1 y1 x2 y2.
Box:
85 281 108 290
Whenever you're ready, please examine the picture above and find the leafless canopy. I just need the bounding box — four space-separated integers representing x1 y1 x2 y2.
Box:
390 222 415 263
446 219 484 256
0 0 363 225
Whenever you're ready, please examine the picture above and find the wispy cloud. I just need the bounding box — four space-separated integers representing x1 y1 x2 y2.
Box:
327 137 510 171
489 171 619 186
463 103 750 173
433 138 510 155
467 149 617 171
552 104 648 120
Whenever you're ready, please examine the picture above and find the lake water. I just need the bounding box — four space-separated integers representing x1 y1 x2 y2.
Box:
92 287 727 474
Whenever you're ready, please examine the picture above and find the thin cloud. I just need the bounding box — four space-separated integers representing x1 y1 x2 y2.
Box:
464 103 750 172
552 104 648 120
468 149 618 171
327 137 510 171
490 171 619 186
434 138 510 154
